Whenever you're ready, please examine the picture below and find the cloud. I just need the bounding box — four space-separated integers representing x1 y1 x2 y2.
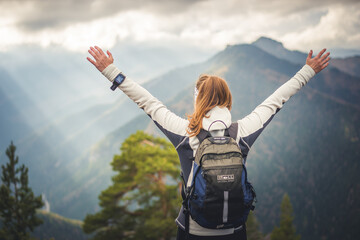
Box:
0 0 359 52
0 0 204 31
2 0 358 31
281 3 360 51
236 0 360 16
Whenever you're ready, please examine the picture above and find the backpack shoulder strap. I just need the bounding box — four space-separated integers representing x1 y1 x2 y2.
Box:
196 129 210 144
228 122 238 140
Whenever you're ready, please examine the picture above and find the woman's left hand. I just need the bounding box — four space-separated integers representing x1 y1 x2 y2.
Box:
306 48 330 74
87 46 114 72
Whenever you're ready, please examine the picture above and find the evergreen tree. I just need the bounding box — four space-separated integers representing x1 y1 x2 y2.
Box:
246 211 263 240
83 131 181 240
0 141 44 240
271 193 300 240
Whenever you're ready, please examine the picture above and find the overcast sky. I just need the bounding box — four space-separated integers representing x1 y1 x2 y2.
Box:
1 0 359 53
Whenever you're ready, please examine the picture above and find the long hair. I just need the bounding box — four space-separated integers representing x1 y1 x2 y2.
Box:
187 74 232 137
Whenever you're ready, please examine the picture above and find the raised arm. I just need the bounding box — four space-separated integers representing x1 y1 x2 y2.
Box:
237 49 330 152
87 46 189 146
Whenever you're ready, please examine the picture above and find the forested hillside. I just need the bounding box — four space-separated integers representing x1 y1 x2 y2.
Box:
32 210 89 240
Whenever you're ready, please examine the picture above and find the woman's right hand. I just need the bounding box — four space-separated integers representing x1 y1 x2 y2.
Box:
87 46 114 72
306 48 330 74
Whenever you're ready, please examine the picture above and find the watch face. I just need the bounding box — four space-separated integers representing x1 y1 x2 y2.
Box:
111 73 126 91
115 74 125 84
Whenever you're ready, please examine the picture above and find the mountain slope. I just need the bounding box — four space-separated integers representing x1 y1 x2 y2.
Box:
331 56 360 77
0 67 45 149
0 210 88 240
32 210 88 240
251 38 360 110
0 67 99 221
252 37 306 64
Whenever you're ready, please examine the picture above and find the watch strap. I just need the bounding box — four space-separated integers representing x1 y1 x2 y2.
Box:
110 73 126 91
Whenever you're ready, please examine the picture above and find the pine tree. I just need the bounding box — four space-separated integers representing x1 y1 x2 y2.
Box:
271 193 301 240
83 131 181 240
246 211 263 240
0 141 44 240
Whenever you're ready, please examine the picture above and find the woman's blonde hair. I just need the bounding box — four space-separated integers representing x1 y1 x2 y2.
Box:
187 74 232 137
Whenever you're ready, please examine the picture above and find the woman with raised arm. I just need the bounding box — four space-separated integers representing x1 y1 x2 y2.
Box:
87 46 330 240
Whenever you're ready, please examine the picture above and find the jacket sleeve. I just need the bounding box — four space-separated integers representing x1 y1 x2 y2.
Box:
101 64 189 146
236 64 316 155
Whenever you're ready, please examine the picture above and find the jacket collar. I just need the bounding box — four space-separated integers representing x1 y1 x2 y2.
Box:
202 106 232 131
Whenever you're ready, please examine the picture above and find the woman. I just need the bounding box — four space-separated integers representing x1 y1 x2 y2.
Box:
87 46 330 239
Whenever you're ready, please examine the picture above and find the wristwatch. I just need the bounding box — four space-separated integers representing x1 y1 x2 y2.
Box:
110 73 126 91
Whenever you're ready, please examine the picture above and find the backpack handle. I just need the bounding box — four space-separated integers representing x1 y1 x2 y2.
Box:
207 120 228 132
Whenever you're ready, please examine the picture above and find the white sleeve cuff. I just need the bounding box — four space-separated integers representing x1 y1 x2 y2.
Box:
303 64 316 82
101 64 122 82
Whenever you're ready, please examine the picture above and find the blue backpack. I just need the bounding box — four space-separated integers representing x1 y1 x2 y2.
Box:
182 123 256 235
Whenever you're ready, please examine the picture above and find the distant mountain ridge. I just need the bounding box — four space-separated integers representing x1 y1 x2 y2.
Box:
252 37 307 64
253 36 360 62
251 37 360 110
0 210 88 239
331 56 360 77
33 210 88 240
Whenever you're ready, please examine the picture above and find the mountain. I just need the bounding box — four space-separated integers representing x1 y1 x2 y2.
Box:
253 36 360 79
253 36 360 62
32 210 89 240
0 68 79 205
0 70 32 151
0 65 93 220
0 210 88 240
252 37 306 64
83 41 360 240
330 56 360 77
325 48 360 58
252 37 360 110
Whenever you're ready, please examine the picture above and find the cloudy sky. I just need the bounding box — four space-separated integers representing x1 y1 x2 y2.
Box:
1 0 359 53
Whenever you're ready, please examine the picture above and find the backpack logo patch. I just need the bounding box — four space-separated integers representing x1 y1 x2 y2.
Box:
217 174 235 182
